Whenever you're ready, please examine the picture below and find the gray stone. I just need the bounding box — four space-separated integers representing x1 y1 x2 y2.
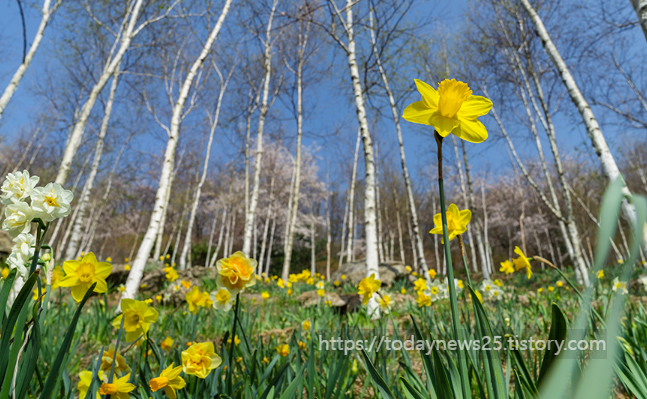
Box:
330 260 406 287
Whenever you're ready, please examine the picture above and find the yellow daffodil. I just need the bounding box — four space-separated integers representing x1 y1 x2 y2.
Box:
149 364 185 399
113 299 159 342
101 347 131 375
402 79 492 143
596 270 604 279
377 294 391 313
199 291 213 308
213 288 233 311
216 251 257 295
181 342 222 379
412 271 418 277
341 274 346 280
401 287 407 294
261 292 270 300
357 273 381 305
78 370 104 399
226 335 241 346
106 257 112 262
556 281 563 288
334 280 340 286
161 337 174 351
428 269 437 279
50 266 65 290
493 279 503 287
1 267 9 279
298 341 307 350
548 286 554 292
58 252 112 302
500 260 514 274
99 373 135 399
124 264 130 271
429 204 471 243
32 287 45 301
164 267 179 282
277 278 285 288
512 246 532 279
317 289 325 297
537 288 544 293
414 278 427 292
416 291 432 307
287 289 293 296
306 277 315 285
405 266 412 273
185 286 203 314
302 319 311 331
276 344 290 357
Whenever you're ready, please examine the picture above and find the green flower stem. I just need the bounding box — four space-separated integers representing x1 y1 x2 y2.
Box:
435 131 471 399
103 315 125 399
226 293 240 394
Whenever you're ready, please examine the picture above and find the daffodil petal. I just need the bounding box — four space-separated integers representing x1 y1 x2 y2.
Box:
94 262 113 279
71 284 89 302
459 209 472 224
414 79 440 108
57 274 79 287
402 101 434 125
83 252 98 265
93 278 108 293
458 95 492 119
429 114 460 135
63 260 80 275
453 118 488 143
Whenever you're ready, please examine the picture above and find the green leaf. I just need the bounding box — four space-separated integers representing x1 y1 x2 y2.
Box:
537 304 567 387
39 282 97 399
360 349 395 398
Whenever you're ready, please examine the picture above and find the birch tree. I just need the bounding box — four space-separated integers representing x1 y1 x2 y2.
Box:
122 0 234 301
0 0 61 119
179 62 232 269
326 0 381 317
242 0 279 256
630 0 647 41
519 0 647 255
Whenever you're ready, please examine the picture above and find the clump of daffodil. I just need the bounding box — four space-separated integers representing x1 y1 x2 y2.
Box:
164 266 179 282
302 319 311 331
149 364 186 399
428 269 437 278
413 277 427 293
512 246 532 279
216 251 257 295
99 373 135 399
58 252 112 302
429 204 471 243
403 79 493 143
357 273 381 305
181 342 222 379
113 299 159 342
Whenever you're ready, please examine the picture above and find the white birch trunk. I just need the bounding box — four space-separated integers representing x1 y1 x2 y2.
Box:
0 0 59 119
228 211 236 256
209 207 227 268
179 72 228 269
65 61 122 260
369 13 430 277
281 13 310 280
520 0 644 252
310 222 316 274
326 183 332 280
631 0 647 42
452 138 479 272
242 0 278 257
265 215 276 276
122 0 233 301
340 0 380 317
205 210 218 267
344 129 361 264
55 0 147 185
258 176 275 270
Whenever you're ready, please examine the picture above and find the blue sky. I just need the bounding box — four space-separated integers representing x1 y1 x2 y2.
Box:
0 0 642 194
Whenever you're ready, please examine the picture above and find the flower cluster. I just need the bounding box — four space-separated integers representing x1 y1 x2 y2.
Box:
414 276 464 307
480 279 504 301
0 170 73 279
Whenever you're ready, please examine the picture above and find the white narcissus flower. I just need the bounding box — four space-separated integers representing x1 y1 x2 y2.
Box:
211 288 234 312
612 277 628 295
3 201 34 237
6 252 28 280
13 233 35 260
640 275 647 291
489 287 504 301
0 170 39 205
425 279 447 302
30 183 73 222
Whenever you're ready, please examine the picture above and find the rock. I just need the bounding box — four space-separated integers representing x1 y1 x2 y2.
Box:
330 260 406 287
297 290 346 307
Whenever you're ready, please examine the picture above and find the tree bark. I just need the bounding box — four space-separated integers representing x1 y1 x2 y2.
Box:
65 61 122 260
265 215 276 276
520 0 643 254
631 0 647 42
0 0 60 119
344 129 361 265
242 0 278 257
55 0 148 184
122 0 233 301
259 175 275 271
179 69 229 269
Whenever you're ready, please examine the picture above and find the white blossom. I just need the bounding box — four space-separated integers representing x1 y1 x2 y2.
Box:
0 170 39 205
13 233 35 260
30 183 73 222
6 252 28 280
2 201 34 237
